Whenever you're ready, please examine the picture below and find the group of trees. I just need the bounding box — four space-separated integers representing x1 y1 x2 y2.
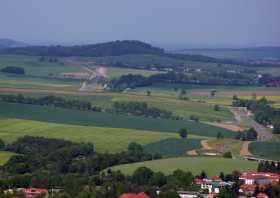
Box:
0 66 25 75
2 136 161 176
112 101 173 119
233 97 280 134
0 94 102 112
258 161 280 173
235 128 258 141
110 70 257 91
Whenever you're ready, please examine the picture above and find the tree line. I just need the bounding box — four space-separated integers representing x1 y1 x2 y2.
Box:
112 101 173 119
0 66 25 75
109 71 258 91
0 94 102 112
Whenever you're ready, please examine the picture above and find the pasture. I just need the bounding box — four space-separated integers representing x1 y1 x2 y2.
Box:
110 156 258 176
0 55 81 77
0 118 180 153
0 102 237 138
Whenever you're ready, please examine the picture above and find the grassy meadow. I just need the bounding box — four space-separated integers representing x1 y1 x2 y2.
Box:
110 157 258 176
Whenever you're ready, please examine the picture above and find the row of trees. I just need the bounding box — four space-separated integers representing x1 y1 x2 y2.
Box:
258 161 280 173
109 70 257 91
113 101 173 119
0 94 102 112
0 66 25 75
232 97 280 134
235 128 258 141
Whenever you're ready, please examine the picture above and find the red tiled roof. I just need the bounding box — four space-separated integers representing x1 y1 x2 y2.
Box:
240 184 256 191
120 192 150 198
239 172 280 181
257 193 268 198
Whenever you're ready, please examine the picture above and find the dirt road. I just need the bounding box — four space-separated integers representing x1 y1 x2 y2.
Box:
230 107 273 140
240 141 252 156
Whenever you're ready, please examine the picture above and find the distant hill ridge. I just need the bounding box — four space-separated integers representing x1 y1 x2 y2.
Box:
0 40 165 57
0 38 28 49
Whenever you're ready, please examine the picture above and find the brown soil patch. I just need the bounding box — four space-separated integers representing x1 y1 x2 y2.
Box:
201 140 212 150
207 122 245 132
187 150 198 156
240 141 252 156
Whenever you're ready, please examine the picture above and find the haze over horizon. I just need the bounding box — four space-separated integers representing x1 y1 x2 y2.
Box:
1 0 279 49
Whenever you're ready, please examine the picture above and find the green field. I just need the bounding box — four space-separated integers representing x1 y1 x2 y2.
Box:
0 102 236 138
0 118 182 153
143 138 202 157
0 151 15 165
0 74 79 90
0 55 81 77
110 157 258 176
249 141 280 160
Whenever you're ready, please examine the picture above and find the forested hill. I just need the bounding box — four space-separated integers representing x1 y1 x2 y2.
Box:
0 38 28 49
0 40 225 65
0 40 165 57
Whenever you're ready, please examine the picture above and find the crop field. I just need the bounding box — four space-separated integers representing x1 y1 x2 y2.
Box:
249 141 280 160
110 156 258 176
0 118 182 153
0 102 236 138
0 151 15 165
143 138 202 157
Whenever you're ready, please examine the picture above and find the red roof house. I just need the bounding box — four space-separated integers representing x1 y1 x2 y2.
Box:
20 188 48 198
120 192 150 198
257 193 269 198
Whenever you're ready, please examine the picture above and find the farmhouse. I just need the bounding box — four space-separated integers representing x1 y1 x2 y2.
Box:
239 172 280 185
239 172 280 196
20 188 48 198
120 192 150 198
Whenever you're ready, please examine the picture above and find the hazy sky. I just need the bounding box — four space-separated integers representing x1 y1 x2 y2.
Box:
1 0 279 48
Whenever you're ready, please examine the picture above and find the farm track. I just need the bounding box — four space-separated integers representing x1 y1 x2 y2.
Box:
240 141 252 157
230 107 273 140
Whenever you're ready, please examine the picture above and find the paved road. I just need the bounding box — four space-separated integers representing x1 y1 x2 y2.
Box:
230 107 273 141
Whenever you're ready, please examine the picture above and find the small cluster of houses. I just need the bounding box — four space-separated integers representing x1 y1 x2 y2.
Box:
4 171 279 198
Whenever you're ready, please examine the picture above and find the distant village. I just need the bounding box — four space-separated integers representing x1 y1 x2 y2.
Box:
3 171 279 198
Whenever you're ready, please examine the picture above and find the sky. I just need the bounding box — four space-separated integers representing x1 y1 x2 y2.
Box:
0 0 279 48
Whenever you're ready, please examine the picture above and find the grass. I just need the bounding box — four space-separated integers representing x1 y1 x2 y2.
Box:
207 139 242 157
0 74 79 91
0 55 81 77
0 118 181 153
249 141 280 160
143 138 202 157
0 102 236 138
0 151 15 165
111 94 233 122
110 156 258 176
